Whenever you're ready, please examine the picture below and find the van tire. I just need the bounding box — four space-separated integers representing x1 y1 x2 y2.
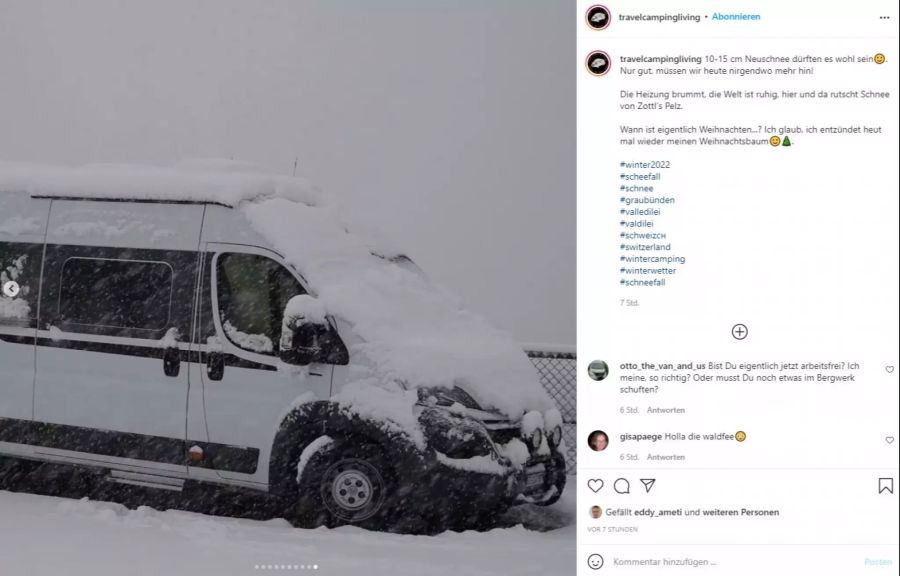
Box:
536 453 567 507
293 442 397 530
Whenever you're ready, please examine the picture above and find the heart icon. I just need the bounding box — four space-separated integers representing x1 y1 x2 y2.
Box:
887 366 895 374
887 437 895 444
587 479 604 493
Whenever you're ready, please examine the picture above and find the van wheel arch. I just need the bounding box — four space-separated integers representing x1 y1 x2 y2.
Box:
268 402 426 506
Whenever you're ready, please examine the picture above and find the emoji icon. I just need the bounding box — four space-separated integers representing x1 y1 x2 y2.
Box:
875 53 886 64
769 136 781 147
2 281 20 298
782 136 792 147
587 554 605 570
586 51 611 76
736 431 747 442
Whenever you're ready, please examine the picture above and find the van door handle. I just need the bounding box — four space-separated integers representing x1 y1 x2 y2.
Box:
163 347 180 377
207 352 225 381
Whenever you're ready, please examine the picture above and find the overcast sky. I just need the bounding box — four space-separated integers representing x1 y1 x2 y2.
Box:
0 1 574 346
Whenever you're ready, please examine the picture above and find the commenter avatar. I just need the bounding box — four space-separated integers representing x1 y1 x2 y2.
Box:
588 430 609 452
587 360 609 381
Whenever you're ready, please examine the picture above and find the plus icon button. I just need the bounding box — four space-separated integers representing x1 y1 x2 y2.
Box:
731 324 748 340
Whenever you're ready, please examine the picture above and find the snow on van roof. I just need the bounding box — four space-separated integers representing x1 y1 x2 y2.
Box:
0 160 321 207
0 160 554 419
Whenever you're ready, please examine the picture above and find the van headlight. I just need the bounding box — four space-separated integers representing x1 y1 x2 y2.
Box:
529 428 543 450
420 407 494 458
548 425 563 447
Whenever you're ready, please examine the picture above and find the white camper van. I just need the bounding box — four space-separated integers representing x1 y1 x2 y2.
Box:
0 161 566 531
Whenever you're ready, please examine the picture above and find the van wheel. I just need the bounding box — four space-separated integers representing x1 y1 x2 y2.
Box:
294 443 396 530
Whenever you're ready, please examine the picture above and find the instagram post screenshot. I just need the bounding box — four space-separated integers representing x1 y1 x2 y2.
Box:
1 1 898 575
0 2 575 575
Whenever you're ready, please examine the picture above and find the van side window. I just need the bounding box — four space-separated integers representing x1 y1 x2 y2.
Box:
0 243 44 326
216 253 306 355
59 258 173 330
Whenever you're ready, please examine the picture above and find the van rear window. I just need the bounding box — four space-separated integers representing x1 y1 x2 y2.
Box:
0 242 43 325
59 257 173 330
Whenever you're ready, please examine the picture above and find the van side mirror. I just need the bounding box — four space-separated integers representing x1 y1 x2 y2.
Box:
280 321 325 366
280 295 329 367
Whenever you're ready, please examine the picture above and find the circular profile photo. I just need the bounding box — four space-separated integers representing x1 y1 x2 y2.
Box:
589 505 603 519
588 430 609 452
587 360 609 381
585 50 611 76
585 5 611 30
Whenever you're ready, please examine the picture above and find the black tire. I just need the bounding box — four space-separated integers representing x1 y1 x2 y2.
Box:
539 484 564 506
293 442 397 530
535 453 567 506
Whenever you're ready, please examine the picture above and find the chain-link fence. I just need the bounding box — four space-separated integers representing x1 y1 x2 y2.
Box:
525 347 576 472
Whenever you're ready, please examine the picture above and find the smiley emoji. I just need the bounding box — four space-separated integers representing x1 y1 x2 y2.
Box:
874 53 886 64
736 431 747 442
587 554 604 570
769 136 781 147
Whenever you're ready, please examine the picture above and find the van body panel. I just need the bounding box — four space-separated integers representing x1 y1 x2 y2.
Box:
0 439 187 478
195 239 333 485
195 205 273 250
31 201 203 469
0 192 50 421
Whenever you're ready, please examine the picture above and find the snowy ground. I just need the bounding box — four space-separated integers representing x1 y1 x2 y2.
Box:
0 475 575 576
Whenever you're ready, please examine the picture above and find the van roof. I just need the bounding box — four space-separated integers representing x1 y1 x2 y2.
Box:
0 159 320 208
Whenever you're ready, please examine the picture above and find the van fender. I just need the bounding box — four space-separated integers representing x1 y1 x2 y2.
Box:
268 400 428 499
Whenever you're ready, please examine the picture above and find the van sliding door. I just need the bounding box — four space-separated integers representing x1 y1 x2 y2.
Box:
32 200 202 474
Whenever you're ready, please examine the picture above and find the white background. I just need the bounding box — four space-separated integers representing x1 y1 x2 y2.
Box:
578 1 899 573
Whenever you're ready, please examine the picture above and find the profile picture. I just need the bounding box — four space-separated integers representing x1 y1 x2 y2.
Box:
585 51 611 77
585 5 611 31
587 360 609 381
588 430 609 452
589 505 603 519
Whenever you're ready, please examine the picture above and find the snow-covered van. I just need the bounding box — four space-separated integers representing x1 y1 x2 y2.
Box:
0 161 566 530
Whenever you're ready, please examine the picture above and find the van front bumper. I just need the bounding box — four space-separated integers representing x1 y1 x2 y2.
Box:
511 451 567 505
395 448 567 528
